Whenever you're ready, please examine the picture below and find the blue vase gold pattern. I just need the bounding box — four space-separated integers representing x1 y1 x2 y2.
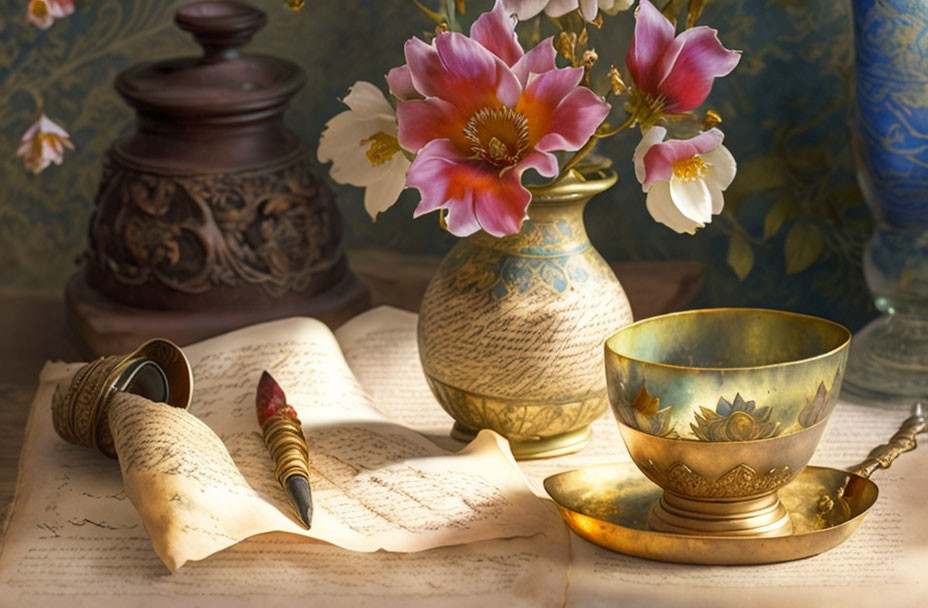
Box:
845 0 928 399
854 0 928 226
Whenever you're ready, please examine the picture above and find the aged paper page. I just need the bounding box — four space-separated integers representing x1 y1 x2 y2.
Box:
564 399 928 608
336 306 460 450
177 317 556 561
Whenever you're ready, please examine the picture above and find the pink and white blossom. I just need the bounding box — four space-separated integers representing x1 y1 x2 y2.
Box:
26 0 74 30
633 126 736 234
17 114 75 174
626 0 739 120
503 0 632 22
317 81 410 220
395 0 610 237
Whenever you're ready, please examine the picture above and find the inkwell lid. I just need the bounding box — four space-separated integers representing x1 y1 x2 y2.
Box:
114 1 306 117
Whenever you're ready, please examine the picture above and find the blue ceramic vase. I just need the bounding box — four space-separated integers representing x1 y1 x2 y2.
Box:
845 0 928 399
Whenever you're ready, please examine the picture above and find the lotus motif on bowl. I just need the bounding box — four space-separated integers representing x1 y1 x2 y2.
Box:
691 393 781 442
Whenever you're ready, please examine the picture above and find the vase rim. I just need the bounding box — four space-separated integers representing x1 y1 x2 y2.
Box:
527 165 618 203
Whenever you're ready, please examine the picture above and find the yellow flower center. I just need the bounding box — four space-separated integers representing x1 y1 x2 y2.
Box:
29 0 49 18
360 132 401 167
672 155 708 182
29 133 66 159
463 106 530 168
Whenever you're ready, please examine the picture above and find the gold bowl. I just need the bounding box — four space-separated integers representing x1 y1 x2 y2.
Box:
603 308 851 537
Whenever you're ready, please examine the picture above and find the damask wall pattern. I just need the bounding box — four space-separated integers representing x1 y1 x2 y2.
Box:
0 0 875 329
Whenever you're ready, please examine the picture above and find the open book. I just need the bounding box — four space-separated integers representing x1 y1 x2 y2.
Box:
1 307 926 607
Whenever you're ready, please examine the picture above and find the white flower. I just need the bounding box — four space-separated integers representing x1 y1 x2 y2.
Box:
17 114 75 174
633 126 736 234
503 0 633 21
317 81 410 221
26 0 74 30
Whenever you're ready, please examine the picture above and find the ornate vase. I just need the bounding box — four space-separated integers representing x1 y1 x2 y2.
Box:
844 0 928 399
417 165 633 459
66 1 368 356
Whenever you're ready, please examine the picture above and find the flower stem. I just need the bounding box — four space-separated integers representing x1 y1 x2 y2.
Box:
412 0 445 26
597 111 637 138
548 111 637 186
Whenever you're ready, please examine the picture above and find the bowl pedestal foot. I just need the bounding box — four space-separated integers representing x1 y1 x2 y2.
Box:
648 491 792 537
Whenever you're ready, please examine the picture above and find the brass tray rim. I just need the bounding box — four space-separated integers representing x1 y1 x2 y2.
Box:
543 461 877 566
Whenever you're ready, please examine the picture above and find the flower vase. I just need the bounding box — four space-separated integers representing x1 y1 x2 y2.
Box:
417 165 633 459
844 0 928 399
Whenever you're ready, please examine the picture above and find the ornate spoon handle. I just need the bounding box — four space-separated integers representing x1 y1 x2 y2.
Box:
848 402 926 479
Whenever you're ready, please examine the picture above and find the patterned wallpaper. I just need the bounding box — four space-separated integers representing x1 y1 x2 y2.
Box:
0 0 875 329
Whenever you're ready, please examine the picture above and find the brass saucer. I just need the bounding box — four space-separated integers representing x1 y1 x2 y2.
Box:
545 404 925 565
544 462 878 565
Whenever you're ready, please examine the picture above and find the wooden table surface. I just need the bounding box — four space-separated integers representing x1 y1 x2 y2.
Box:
0 253 703 523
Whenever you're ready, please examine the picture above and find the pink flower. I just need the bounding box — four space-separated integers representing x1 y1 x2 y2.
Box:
502 0 632 21
633 126 736 234
626 0 739 122
26 0 74 30
395 0 610 237
17 114 75 174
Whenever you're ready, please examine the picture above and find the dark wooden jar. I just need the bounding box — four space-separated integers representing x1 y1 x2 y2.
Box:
67 1 369 355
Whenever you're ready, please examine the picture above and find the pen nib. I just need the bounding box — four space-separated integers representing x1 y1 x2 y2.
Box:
285 475 313 529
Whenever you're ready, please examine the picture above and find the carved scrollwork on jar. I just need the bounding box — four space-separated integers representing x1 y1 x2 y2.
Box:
88 154 342 301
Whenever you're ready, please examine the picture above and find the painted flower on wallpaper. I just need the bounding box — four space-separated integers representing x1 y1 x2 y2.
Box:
503 0 632 21
395 0 610 237
626 0 740 125
633 125 735 234
17 114 75 174
317 81 411 221
26 0 74 30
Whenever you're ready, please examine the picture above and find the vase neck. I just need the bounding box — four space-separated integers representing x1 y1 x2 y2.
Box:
464 166 616 255
466 196 592 257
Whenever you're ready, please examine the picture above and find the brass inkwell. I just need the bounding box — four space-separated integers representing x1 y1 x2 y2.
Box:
545 309 925 564
52 339 192 458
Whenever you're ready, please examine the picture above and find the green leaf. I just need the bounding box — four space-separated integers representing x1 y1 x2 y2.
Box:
763 199 800 240
785 221 825 275
723 155 787 215
727 234 755 280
